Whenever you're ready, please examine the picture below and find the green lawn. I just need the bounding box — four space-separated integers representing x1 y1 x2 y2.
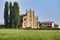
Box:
0 29 60 40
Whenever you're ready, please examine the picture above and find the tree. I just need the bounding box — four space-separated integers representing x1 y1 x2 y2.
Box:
9 2 13 28
13 2 20 28
4 1 9 28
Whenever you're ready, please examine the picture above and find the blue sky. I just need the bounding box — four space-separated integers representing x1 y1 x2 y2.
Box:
0 0 60 25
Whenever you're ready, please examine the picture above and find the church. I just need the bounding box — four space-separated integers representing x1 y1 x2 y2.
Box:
20 9 40 28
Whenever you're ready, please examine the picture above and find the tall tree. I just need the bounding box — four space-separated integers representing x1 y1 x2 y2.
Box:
13 2 20 28
4 1 9 28
9 2 13 28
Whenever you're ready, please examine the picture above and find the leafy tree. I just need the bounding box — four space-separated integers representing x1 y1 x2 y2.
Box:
9 2 13 28
4 1 9 28
13 2 20 28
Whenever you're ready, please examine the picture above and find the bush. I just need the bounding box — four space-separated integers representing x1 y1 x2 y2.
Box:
37 28 60 30
23 28 60 30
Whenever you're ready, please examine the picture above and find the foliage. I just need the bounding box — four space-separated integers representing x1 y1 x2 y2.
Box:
13 2 20 28
4 1 20 28
9 2 13 28
23 28 60 30
4 1 9 28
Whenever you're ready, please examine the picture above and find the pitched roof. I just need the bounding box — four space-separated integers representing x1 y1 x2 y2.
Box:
20 14 26 16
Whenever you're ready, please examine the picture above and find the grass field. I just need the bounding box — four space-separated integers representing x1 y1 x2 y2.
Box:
0 29 60 40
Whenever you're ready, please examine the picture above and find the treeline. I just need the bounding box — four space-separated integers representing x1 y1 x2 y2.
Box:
4 1 20 28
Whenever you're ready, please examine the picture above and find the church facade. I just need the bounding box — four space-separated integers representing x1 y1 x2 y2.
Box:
20 9 40 28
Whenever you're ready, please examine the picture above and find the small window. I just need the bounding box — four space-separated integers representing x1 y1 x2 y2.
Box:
24 18 26 21
50 23 52 25
30 15 31 17
30 12 31 14
44 24 46 25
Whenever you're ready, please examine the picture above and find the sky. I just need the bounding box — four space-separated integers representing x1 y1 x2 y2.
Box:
0 0 60 26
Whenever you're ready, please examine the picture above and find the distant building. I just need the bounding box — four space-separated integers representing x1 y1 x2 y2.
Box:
59 26 60 28
0 24 4 28
20 9 39 28
40 21 59 28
